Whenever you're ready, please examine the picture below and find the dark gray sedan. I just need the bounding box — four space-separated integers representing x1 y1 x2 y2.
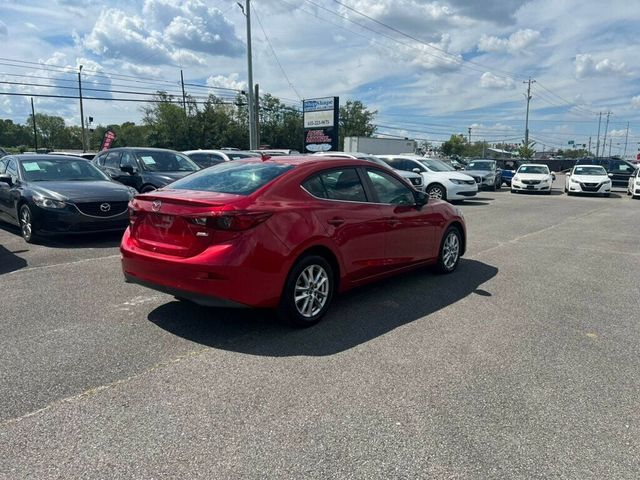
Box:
463 159 502 190
0 154 136 243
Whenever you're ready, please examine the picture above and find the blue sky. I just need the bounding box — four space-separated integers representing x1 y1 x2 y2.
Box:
1 0 639 156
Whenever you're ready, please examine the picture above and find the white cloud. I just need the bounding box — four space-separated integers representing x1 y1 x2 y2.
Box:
632 96 640 109
608 129 627 138
480 72 516 89
478 29 540 53
575 54 629 79
207 74 247 92
405 34 463 72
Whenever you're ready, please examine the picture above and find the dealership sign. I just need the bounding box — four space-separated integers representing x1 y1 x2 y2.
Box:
303 97 339 152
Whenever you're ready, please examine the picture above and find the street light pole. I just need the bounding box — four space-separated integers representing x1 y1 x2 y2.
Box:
78 65 86 153
241 0 257 150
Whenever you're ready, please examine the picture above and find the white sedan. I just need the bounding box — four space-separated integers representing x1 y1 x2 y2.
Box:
511 164 555 194
627 167 640 199
564 165 611 197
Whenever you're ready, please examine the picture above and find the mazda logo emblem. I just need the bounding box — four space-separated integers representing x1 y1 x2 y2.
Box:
151 200 162 212
99 203 111 212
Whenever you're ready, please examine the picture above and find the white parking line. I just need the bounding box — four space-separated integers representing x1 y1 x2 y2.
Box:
3 254 121 277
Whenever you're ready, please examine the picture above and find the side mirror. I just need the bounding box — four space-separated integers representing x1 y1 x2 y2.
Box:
0 173 12 186
414 190 429 208
551 172 556 180
120 165 138 175
412 168 421 174
608 173 614 177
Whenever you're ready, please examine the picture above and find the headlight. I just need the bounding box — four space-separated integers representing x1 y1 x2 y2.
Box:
513 176 519 182
449 179 465 185
603 179 611 184
127 187 138 199
570 178 580 184
33 194 66 209
635 180 640 186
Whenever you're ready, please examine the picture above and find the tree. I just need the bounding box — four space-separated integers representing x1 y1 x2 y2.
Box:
441 134 467 157
142 92 191 150
518 139 536 160
28 114 66 148
339 100 377 148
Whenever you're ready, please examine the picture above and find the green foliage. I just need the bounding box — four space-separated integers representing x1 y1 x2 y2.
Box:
339 100 377 148
441 134 467 157
518 140 536 160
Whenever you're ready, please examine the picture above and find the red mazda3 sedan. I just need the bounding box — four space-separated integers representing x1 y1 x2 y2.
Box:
121 156 466 326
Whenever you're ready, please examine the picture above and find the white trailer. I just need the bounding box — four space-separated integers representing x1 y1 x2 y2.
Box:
344 136 417 155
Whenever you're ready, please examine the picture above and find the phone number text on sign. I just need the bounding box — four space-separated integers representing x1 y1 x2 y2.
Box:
303 110 334 128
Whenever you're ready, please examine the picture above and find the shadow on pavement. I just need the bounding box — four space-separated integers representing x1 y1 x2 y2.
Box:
148 258 498 357
0 244 27 275
0 222 124 249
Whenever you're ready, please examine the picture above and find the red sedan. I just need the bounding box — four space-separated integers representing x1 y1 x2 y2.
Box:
121 156 466 326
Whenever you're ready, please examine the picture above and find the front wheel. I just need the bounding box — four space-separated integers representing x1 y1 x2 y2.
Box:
427 184 446 201
278 255 334 327
141 185 157 193
19 204 38 243
436 227 462 274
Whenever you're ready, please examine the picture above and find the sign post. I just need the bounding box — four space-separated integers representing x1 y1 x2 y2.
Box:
303 97 339 153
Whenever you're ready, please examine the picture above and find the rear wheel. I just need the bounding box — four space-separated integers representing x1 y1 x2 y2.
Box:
436 227 461 274
19 204 38 243
278 255 334 327
427 184 446 201
141 185 157 193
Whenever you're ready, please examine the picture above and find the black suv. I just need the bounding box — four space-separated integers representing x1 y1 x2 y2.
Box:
92 147 200 192
575 158 637 187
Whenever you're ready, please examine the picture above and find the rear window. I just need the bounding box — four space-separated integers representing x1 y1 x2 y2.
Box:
169 161 293 195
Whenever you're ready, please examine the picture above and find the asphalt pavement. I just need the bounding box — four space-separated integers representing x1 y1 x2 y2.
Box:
1 177 639 479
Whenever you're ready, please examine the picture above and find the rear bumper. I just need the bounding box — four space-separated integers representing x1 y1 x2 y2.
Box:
120 228 285 308
124 273 246 308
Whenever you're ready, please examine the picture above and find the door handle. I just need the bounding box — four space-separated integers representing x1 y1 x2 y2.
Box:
386 217 400 227
327 217 345 226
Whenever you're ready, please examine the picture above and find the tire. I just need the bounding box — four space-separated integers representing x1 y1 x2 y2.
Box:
19 204 38 243
141 185 157 193
436 227 462 274
494 178 501 190
278 255 334 327
427 184 446 201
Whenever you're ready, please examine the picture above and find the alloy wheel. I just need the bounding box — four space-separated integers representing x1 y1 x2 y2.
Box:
442 231 460 270
428 186 445 200
20 206 33 241
294 264 330 318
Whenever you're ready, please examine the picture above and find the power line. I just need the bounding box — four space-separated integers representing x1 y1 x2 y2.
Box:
252 3 303 101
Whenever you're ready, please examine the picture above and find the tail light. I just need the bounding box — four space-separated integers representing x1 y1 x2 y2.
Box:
128 206 139 226
188 211 272 231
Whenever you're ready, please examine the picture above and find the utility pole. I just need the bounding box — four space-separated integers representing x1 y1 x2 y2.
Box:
30 97 38 151
602 111 611 157
523 77 535 147
78 65 86 152
595 112 602 157
180 69 187 114
623 121 629 159
241 0 257 149
588 136 591 155
467 127 471 144
254 83 260 147
608 138 612 157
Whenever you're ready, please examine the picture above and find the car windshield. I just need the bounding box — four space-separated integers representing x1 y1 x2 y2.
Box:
169 161 294 195
420 159 455 172
466 161 495 171
20 158 110 182
574 166 606 175
135 150 199 172
517 165 549 174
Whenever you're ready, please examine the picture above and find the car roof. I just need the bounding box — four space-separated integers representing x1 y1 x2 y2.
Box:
4 154 84 161
99 147 182 153
232 155 382 170
518 163 549 167
183 149 258 155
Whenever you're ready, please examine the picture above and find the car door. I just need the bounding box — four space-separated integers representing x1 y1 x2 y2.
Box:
0 158 21 223
302 167 388 283
608 160 635 187
116 151 141 189
364 168 438 268
102 150 123 181
0 158 10 221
